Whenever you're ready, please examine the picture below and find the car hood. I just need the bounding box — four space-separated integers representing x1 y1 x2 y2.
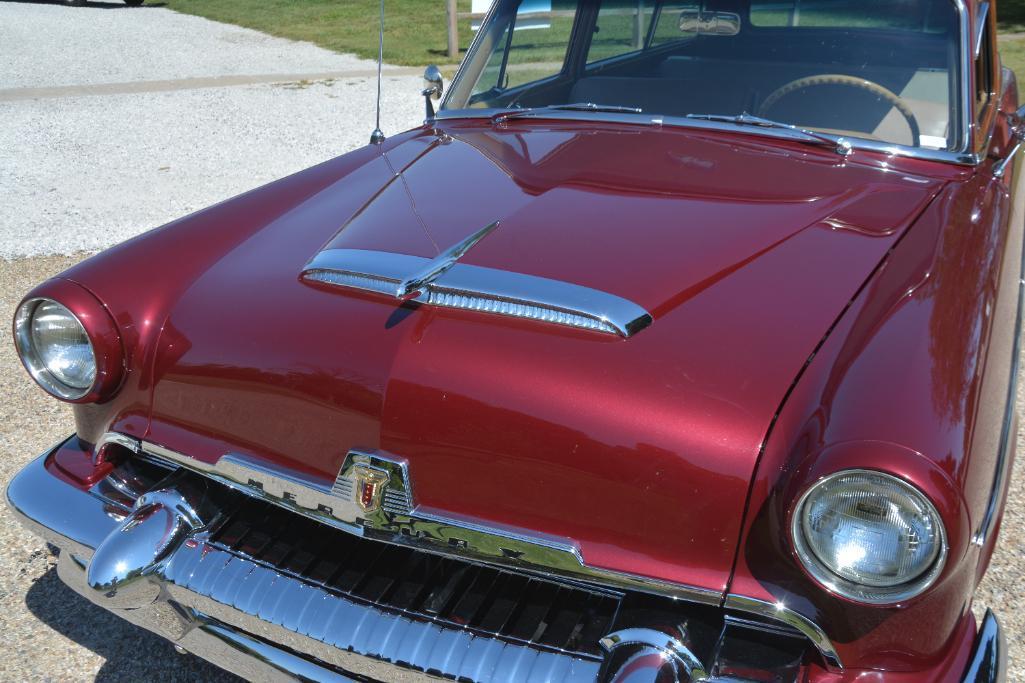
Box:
133 121 943 595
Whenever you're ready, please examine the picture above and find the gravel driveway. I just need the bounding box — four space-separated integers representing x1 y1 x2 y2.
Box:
1 2 1023 681
0 1 422 259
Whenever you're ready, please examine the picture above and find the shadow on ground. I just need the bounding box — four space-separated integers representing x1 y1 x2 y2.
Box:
25 563 239 682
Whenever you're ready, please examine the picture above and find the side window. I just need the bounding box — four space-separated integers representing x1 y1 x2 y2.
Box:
586 0 656 64
472 1 579 96
975 19 994 119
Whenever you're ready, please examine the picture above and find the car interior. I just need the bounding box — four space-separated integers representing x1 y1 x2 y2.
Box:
455 0 964 150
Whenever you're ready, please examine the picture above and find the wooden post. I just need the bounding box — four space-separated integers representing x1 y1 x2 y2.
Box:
634 0 644 49
447 0 459 60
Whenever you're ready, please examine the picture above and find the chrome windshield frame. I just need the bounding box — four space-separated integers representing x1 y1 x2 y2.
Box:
439 0 978 168
434 107 979 166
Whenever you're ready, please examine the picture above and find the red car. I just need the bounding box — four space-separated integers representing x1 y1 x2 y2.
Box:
6 0 1020 680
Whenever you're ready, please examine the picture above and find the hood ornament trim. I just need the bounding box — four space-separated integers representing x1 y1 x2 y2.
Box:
302 226 652 338
395 220 499 299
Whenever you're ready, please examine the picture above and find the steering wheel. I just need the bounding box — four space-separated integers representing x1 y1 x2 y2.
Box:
758 74 921 148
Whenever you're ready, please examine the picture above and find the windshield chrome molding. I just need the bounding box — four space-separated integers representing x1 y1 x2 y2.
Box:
440 0 502 111
955 0 975 154
121 434 723 608
435 108 979 167
724 594 842 669
974 2 990 59
302 248 653 337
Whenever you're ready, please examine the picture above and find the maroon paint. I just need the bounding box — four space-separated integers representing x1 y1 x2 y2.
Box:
34 122 949 576
90 122 944 597
15 12 1018 675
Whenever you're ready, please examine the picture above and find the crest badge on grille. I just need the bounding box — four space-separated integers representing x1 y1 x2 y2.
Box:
352 464 390 513
126 433 729 618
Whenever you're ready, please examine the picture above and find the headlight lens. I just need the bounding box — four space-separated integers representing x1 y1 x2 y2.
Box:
792 470 946 604
15 299 97 399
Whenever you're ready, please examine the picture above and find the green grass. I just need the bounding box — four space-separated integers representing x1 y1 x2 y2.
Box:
162 0 474 66
999 0 1025 79
998 1 1025 34
1001 35 1025 83
161 0 1025 83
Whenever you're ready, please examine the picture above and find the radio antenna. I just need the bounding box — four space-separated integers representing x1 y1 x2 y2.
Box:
370 0 386 145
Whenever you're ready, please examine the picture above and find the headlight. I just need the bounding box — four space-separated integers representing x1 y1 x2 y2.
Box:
792 470 947 604
14 298 97 399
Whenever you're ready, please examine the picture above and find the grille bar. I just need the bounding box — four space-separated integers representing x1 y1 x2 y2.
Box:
208 495 621 659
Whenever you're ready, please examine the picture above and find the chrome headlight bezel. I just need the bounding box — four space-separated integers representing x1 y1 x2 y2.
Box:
14 297 97 400
791 469 948 605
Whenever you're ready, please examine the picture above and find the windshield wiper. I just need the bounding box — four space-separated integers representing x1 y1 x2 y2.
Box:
494 102 643 123
685 113 853 156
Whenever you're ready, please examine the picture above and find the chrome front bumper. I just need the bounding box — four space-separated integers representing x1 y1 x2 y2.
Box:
6 444 1008 683
7 450 606 682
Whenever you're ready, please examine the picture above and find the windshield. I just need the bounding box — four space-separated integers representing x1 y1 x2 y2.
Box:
443 0 964 152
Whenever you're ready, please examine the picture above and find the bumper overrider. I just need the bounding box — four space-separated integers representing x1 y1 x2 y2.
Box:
6 439 1007 683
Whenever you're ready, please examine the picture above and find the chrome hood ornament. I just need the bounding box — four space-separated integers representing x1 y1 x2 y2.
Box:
302 221 652 338
395 221 499 299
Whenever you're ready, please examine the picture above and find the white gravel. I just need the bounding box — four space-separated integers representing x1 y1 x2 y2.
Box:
0 2 424 260
0 76 422 258
0 2 391 89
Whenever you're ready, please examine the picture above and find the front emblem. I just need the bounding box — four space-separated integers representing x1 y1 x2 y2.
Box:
352 465 390 513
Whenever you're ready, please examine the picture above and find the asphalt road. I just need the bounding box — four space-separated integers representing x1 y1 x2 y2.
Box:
0 2 1023 681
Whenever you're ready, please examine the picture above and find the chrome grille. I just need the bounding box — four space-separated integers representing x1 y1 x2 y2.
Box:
209 496 621 660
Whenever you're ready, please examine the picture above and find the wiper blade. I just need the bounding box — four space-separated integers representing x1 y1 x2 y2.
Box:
685 113 852 155
494 102 643 123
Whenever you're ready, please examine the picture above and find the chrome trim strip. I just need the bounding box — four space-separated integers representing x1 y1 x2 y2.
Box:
303 248 653 337
437 108 979 166
974 2 990 60
128 435 722 607
961 610 1006 683
974 162 1025 547
724 595 842 670
92 431 140 465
